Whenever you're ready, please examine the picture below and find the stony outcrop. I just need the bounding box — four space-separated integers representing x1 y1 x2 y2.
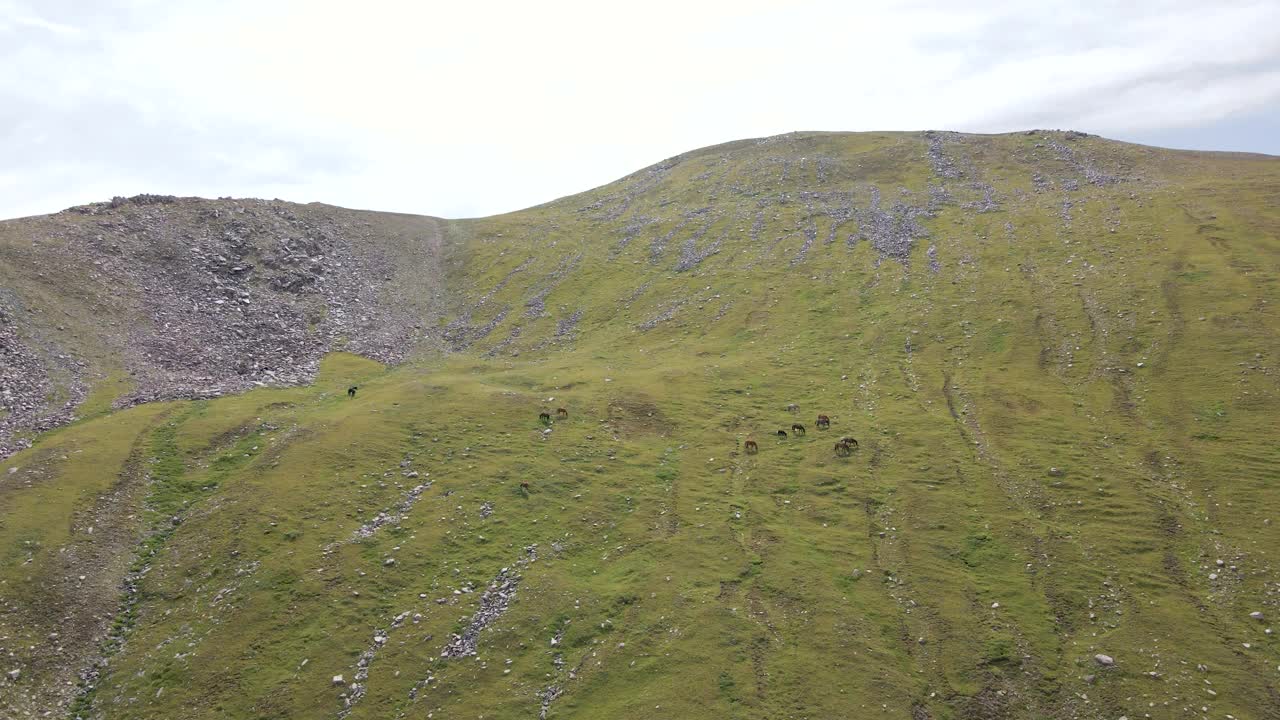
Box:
0 196 447 457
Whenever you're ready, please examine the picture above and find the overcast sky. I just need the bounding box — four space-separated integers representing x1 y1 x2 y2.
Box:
3 0 1278 221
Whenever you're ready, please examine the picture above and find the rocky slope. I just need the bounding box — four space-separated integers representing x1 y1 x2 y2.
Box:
1 130 1279 720
0 196 448 457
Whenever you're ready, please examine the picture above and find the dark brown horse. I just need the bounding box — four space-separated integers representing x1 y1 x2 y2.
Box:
520 481 530 492
777 429 788 439
539 411 551 423
556 407 569 419
839 437 858 450
791 423 805 436
745 440 758 454
834 440 852 457
816 414 831 429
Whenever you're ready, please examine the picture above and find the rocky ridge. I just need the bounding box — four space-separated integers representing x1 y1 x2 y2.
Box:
0 195 447 457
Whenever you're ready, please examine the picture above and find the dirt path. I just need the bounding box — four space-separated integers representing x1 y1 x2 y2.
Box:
0 408 171 718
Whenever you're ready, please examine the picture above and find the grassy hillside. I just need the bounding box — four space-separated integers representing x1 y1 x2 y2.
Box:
2 131 1279 719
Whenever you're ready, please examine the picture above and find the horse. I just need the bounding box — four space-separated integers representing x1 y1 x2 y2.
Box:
347 386 358 398
791 423 806 436
834 441 851 457
745 440 758 454
786 403 799 412
556 407 569 419
539 411 552 424
777 429 788 439
839 437 858 450
816 414 831 429
520 481 530 492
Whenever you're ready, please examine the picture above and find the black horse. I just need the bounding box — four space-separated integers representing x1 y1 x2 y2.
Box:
347 386 358 398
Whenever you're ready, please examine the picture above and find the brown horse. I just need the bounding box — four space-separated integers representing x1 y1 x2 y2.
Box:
792 423 806 436
834 441 852 457
839 437 859 450
520 481 530 492
816 414 831 429
745 440 759 454
777 429 788 439
539 411 551 424
556 407 569 419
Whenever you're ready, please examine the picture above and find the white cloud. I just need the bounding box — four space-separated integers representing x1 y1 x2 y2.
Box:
2 0 1278 220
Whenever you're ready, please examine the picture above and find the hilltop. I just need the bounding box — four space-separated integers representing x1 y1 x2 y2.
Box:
1 130 1278 719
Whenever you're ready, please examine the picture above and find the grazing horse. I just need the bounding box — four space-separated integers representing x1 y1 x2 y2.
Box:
791 423 806 436
834 441 852 457
539 411 552 424
520 481 530 492
347 386 358 398
816 414 831 429
556 407 569 419
777 429 788 439
786 403 799 412
839 437 859 450
744 440 759 454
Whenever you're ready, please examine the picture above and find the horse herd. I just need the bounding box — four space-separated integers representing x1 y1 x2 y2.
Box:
537 404 857 459
744 408 858 457
539 407 569 423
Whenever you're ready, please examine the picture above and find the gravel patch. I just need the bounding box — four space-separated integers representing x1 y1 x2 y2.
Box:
439 545 539 659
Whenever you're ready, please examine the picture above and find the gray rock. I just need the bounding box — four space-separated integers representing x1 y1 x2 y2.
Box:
439 547 538 659
1094 654 1114 666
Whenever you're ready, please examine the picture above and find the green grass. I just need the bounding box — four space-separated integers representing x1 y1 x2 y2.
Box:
2 131 1279 719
